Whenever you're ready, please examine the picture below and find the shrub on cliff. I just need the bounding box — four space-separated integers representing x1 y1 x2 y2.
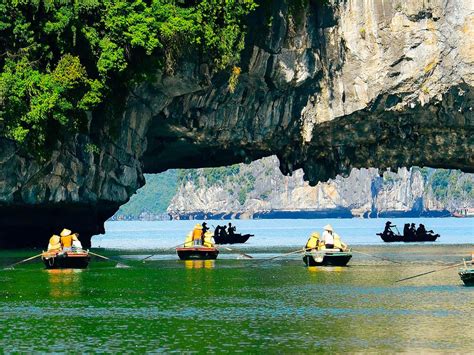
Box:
0 0 257 156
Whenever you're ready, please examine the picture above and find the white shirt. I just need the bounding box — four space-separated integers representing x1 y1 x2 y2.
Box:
322 230 334 245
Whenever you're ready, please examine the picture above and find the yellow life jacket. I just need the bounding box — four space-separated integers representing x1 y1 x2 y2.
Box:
184 233 193 247
333 233 347 251
305 232 320 249
203 231 214 248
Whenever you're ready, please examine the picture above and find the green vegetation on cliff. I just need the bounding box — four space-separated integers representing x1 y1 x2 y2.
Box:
0 0 256 155
116 170 178 219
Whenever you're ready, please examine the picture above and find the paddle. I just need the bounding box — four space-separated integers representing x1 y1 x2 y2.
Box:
140 242 188 263
255 248 307 265
395 262 464 283
220 246 253 259
3 253 43 270
88 251 130 268
351 250 402 264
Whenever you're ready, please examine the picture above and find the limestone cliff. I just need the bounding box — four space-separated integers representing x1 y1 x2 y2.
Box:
1 0 473 247
167 156 473 219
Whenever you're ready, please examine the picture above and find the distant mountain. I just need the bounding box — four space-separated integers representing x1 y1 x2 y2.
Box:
112 156 473 220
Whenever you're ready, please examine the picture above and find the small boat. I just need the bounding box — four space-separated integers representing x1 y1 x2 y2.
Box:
303 250 352 267
377 232 439 242
459 268 474 286
459 259 474 286
42 250 90 269
213 233 254 245
176 246 219 260
378 222 440 242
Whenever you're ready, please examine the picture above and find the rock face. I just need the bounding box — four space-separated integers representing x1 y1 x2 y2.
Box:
167 156 473 219
1 0 473 247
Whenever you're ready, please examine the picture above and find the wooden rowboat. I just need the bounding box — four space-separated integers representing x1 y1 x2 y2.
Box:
303 250 352 267
213 233 253 245
42 250 90 269
176 246 219 260
459 267 474 286
377 232 439 242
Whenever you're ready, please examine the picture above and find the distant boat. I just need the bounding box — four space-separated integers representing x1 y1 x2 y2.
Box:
377 232 439 242
42 250 90 269
213 233 253 245
303 250 352 266
176 246 219 260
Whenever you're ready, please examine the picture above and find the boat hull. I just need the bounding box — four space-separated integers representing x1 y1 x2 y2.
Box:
42 251 90 269
176 247 219 260
459 269 474 286
213 233 253 245
377 233 439 242
303 251 352 266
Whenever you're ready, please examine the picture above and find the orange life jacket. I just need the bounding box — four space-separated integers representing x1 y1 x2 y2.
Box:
192 229 203 241
61 235 73 248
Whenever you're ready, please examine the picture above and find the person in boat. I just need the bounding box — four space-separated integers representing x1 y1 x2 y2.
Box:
408 223 417 239
220 225 228 238
334 234 349 252
72 233 83 251
203 231 215 248
403 223 410 238
416 224 427 237
305 232 321 251
184 232 193 247
322 224 335 249
383 221 396 238
214 225 221 238
47 235 62 252
192 224 204 246
60 229 74 252
228 223 236 237
202 222 209 234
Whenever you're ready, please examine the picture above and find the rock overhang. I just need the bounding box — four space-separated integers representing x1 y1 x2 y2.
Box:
0 0 473 247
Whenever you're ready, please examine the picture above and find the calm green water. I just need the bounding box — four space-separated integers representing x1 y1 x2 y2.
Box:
0 245 472 353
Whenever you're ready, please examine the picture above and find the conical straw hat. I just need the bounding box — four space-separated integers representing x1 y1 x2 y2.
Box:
323 224 333 232
49 235 60 244
60 228 72 237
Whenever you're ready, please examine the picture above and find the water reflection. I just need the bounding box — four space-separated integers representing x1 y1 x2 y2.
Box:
45 269 83 298
307 266 345 273
183 260 215 269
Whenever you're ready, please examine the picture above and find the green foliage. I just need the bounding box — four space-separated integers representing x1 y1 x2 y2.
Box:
85 142 100 154
0 0 256 154
179 164 241 187
429 169 450 200
115 171 179 218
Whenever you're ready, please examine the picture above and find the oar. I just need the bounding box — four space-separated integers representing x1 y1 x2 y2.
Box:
140 242 187 263
220 246 253 259
88 251 130 268
393 225 401 235
395 262 464 283
256 248 306 265
351 250 402 264
3 253 43 270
